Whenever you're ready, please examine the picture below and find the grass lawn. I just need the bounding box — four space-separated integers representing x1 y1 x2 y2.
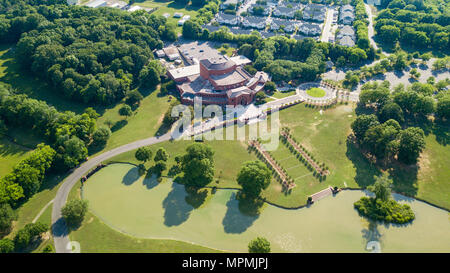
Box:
271 90 297 99
130 0 200 34
415 133 450 209
306 87 326 98
215 45 236 57
93 90 173 155
68 177 220 253
0 137 33 177
107 138 258 187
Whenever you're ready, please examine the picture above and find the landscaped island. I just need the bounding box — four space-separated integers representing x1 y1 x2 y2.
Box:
354 175 415 224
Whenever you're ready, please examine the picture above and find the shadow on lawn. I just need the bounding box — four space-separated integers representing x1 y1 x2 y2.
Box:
162 182 194 227
345 139 380 188
122 167 140 186
222 192 259 234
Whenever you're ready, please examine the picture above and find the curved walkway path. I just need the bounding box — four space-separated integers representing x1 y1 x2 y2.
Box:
51 133 172 253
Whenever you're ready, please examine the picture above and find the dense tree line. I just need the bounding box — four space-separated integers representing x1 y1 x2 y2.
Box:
0 1 170 104
0 86 102 168
350 81 444 165
375 0 450 51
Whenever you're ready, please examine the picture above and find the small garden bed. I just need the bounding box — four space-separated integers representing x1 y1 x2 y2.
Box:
306 88 326 98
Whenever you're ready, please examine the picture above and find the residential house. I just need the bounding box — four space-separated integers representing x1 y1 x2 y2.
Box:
336 25 355 40
272 7 296 19
241 16 267 29
338 35 355 47
339 4 355 25
270 19 297 33
302 3 327 22
229 28 253 35
298 22 321 36
216 13 241 26
202 25 221 33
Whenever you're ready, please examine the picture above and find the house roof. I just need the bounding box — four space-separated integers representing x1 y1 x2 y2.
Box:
338 25 355 36
242 16 267 25
341 4 354 12
340 11 355 19
273 7 295 17
339 36 355 47
202 25 221 33
272 19 297 26
229 28 253 35
217 13 239 22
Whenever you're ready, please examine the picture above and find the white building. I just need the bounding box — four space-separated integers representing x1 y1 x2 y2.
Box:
67 0 78 5
86 0 107 8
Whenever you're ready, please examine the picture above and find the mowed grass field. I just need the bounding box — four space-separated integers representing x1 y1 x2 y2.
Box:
68 178 220 253
93 90 173 155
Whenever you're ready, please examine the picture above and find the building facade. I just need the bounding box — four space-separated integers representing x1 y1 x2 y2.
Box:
168 56 268 106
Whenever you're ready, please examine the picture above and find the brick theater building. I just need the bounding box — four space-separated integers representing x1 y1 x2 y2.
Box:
168 56 269 106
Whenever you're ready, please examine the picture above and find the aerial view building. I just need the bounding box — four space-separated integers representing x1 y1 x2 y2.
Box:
169 56 268 106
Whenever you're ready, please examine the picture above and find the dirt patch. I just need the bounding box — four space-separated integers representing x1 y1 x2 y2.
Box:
154 113 165 129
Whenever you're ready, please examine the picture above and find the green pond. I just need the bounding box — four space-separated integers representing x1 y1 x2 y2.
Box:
84 164 450 252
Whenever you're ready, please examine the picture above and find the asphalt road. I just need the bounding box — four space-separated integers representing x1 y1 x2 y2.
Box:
51 132 172 253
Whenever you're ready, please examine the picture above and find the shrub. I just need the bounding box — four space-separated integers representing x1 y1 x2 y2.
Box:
248 237 271 253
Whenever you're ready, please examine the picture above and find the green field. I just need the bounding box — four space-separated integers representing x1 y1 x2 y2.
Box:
306 88 326 98
271 90 297 99
93 90 173 155
0 138 33 177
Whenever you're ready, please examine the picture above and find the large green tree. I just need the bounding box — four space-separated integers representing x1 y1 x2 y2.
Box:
237 161 271 199
61 199 88 227
0 202 16 233
181 143 215 187
368 174 392 202
135 147 153 163
397 127 425 164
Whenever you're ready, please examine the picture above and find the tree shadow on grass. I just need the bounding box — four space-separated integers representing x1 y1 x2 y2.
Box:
122 167 141 186
431 120 450 146
387 163 418 197
222 192 260 234
111 120 128 132
162 182 194 227
143 172 159 190
184 186 208 209
345 139 381 188
361 221 383 251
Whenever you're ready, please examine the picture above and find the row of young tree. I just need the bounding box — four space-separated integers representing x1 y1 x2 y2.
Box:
0 1 169 105
375 0 449 51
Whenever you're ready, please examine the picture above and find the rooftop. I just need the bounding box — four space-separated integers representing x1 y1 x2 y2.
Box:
168 65 200 80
